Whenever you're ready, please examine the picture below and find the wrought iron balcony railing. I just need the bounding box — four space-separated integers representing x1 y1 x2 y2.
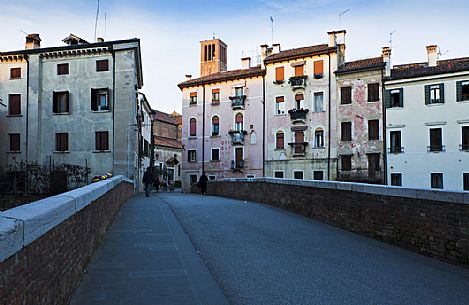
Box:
228 130 247 144
288 76 308 89
427 145 445 152
229 95 246 109
288 141 308 156
388 147 404 154
288 108 309 121
459 144 469 151
231 160 245 172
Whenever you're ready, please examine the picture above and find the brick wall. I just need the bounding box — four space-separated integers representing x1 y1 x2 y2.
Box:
0 179 133 305
198 179 469 268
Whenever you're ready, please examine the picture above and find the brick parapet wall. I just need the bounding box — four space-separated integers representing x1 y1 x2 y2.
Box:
0 176 134 305
195 178 469 267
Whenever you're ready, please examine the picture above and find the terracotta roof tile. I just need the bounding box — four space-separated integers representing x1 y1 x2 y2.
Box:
151 110 180 125
154 136 182 149
336 57 384 74
264 44 335 64
178 66 265 89
390 57 469 80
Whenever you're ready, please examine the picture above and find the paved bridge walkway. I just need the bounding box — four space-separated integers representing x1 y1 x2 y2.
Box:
72 192 469 305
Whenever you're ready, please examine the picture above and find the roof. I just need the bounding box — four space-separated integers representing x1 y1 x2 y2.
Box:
178 66 265 89
264 44 336 64
154 136 183 150
390 56 469 80
336 57 384 74
151 110 180 125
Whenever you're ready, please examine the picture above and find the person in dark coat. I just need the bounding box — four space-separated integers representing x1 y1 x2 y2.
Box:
154 176 160 193
199 172 208 195
142 167 153 197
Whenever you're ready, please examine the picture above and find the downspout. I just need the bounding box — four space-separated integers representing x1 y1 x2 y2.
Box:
25 55 30 192
262 74 266 177
327 52 332 180
111 49 116 176
381 67 388 185
202 85 206 174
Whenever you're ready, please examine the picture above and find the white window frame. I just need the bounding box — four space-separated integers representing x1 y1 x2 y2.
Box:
313 91 324 112
211 114 220 136
274 170 285 178
188 150 197 163
275 96 285 115
211 148 221 161
293 170 304 180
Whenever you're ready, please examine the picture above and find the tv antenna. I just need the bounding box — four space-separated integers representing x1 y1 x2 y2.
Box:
94 0 100 42
389 30 396 49
270 16 274 45
339 9 350 28
104 12 107 40
19 29 28 35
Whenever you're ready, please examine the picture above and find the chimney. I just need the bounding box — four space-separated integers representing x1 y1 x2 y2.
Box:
241 57 251 69
25 33 41 50
382 47 392 77
426 45 438 67
327 30 346 47
272 43 281 54
337 44 346 67
260 44 269 68
97 37 104 42
185 74 192 81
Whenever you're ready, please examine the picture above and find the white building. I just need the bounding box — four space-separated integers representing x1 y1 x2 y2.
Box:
385 45 469 191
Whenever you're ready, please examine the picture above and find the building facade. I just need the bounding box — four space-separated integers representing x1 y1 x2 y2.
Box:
385 45 469 191
179 39 265 192
0 34 144 186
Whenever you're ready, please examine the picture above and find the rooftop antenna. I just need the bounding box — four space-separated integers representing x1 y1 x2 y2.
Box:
104 12 107 40
94 0 100 42
438 47 449 58
19 29 28 35
212 32 216 39
339 9 350 28
389 30 396 49
270 16 274 45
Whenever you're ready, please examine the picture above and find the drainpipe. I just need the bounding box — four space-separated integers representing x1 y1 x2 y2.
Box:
111 50 116 178
327 52 332 180
25 55 30 192
202 85 206 174
262 74 266 177
381 67 388 185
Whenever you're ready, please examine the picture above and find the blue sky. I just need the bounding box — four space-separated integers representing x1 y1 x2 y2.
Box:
2 0 469 113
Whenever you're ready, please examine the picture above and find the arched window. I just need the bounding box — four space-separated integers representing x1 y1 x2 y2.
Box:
315 128 324 147
204 45 208 62
235 113 243 131
295 92 305 109
276 131 284 149
189 118 197 137
212 116 220 136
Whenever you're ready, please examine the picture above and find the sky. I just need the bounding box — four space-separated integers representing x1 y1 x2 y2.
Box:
1 0 469 113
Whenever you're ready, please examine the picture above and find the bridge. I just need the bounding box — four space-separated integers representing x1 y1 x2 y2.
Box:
1 177 468 305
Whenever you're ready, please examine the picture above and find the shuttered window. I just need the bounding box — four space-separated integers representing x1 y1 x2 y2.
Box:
276 131 284 149
212 88 220 103
189 118 197 136
341 122 352 141
429 128 442 151
212 116 219 135
275 67 284 82
368 83 380 102
57 63 69 75
462 126 469 150
294 65 304 76
456 81 469 102
368 120 379 140
95 131 109 150
190 92 197 105
431 173 443 189
91 88 110 111
53 91 70 113
385 89 404 108
425 84 444 104
10 68 21 79
9 133 20 151
96 59 109 72
368 154 380 171
55 133 69 152
341 87 352 104
8 94 21 115
341 155 352 171
276 96 285 114
235 113 243 131
313 60 324 76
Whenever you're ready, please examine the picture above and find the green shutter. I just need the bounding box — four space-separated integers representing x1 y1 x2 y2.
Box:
385 90 391 108
424 85 430 105
456 81 463 102
439 83 445 104
399 88 404 107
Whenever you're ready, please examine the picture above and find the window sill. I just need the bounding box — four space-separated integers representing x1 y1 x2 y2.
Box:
93 150 111 153
53 151 70 154
7 151 21 154
210 160 221 163
367 100 379 103
388 106 403 109
340 103 352 106
211 134 220 138
7 114 23 117
188 161 197 163
188 136 197 139
275 113 287 116
211 101 220 105
274 148 286 151
9 77 22 80
189 103 197 107
426 103 445 106
312 146 326 149
52 112 70 115
311 110 325 113
96 70 110 72
91 110 111 113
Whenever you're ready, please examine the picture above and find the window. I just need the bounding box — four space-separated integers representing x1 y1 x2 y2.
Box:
8 94 21 116
429 128 443 152
235 87 244 97
53 91 69 113
55 133 69 152
314 128 324 148
313 171 324 180
293 171 304 180
246 174 255 179
462 126 469 151
295 93 304 109
190 175 198 185
294 131 305 154
96 59 109 72
235 113 243 131
464 173 469 191
389 131 402 153
189 118 197 137
314 92 324 112
368 83 379 102
209 175 216 181
275 67 284 82
341 87 352 104
188 150 197 162
9 133 20 152
274 171 284 178
276 131 284 149
386 89 403 108
341 155 352 171
425 84 444 104
91 88 109 111
391 173 402 186
368 120 379 141
313 60 324 78
212 116 219 136
190 92 197 105
57 63 69 75
294 65 304 76
211 148 220 161
431 173 443 189
10 68 21 79
275 96 285 114
457 81 469 102
212 89 220 104
341 122 352 141
95 131 109 151
368 154 380 171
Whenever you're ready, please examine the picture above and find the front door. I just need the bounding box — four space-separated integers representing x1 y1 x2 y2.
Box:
235 147 243 169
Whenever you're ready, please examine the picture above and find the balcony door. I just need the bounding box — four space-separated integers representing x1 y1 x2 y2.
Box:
294 131 304 154
235 147 243 169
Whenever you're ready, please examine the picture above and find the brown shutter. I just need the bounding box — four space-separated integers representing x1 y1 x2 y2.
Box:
10 134 20 151
275 67 284 81
276 132 284 149
8 94 21 115
295 93 304 101
212 116 219 124
64 91 70 113
212 88 220 94
295 131 304 143
294 65 304 76
10 68 21 79
314 60 324 75
190 92 197 97
190 118 196 136
235 113 243 123
96 60 109 71
276 96 284 103
103 132 109 150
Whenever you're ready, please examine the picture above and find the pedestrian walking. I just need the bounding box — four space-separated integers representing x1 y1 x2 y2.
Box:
154 176 160 193
198 172 208 195
142 167 153 197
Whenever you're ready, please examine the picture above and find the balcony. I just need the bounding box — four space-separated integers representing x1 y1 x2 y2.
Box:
228 130 247 144
231 160 245 172
229 95 246 109
337 168 384 184
288 109 309 122
460 144 469 151
288 142 308 156
288 76 308 89
427 145 445 152
388 147 404 154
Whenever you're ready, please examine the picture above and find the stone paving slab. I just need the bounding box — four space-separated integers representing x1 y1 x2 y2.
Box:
70 193 229 305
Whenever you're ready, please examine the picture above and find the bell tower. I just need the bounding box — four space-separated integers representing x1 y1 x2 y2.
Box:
200 38 227 77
